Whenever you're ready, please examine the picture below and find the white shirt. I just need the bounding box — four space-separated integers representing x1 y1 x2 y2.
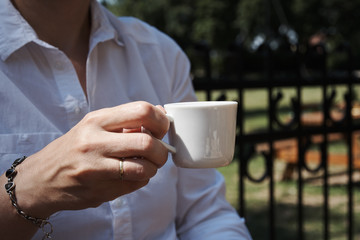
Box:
0 1 252 239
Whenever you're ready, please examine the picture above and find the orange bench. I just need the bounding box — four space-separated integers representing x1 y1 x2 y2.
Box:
256 104 360 180
256 133 360 180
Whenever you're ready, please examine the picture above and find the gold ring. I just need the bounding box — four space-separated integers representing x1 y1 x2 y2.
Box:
119 160 124 180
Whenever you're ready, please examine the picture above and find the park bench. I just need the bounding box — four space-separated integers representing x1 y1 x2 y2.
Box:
256 104 360 180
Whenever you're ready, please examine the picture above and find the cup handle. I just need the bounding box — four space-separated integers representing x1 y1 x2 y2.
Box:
158 139 177 154
166 114 174 123
160 114 176 153
141 114 177 154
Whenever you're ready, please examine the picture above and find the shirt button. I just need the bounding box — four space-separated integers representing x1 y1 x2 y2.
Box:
74 106 81 114
113 198 124 208
19 134 29 142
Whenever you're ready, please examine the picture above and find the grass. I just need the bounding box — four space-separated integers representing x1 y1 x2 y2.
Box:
196 87 360 240
217 157 360 240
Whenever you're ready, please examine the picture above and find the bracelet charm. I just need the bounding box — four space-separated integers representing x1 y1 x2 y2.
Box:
4 156 53 239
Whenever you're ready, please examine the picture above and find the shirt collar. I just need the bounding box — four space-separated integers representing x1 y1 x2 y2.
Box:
89 0 124 51
0 1 38 61
0 0 122 61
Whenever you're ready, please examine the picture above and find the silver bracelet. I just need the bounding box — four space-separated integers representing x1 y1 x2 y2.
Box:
4 156 53 239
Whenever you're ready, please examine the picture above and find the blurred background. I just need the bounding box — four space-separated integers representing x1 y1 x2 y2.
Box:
103 0 360 71
101 1 360 240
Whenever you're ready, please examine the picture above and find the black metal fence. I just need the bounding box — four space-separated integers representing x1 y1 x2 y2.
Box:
188 40 360 240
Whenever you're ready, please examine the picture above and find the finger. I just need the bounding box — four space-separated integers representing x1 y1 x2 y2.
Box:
123 127 142 133
99 131 169 167
92 102 170 139
103 158 158 201
120 158 158 181
101 158 158 182
155 104 166 113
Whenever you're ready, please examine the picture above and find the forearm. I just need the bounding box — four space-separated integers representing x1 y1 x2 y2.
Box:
0 174 38 240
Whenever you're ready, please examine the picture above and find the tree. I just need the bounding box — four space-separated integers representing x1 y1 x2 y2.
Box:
105 0 239 49
105 0 360 68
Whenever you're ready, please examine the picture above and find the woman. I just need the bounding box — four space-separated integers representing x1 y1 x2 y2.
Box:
0 0 252 239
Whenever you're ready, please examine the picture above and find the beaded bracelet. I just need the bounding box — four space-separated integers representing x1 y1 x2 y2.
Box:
4 156 53 239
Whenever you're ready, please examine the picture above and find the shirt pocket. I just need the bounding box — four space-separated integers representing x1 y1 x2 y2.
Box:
0 132 62 173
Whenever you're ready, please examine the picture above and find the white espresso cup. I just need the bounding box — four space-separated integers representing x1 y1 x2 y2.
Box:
163 101 238 168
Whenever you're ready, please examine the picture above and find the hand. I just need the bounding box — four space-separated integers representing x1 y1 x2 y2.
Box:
14 101 170 218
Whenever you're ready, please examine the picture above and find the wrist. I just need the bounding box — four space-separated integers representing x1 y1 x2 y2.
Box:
0 174 39 240
4 156 53 238
14 154 57 219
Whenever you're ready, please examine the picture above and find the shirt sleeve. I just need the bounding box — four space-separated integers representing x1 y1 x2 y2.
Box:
154 28 197 104
175 167 252 240
165 40 252 239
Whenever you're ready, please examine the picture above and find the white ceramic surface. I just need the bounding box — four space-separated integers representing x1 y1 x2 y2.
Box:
164 101 238 168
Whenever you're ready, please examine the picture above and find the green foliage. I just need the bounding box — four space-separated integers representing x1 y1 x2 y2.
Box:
105 0 239 49
105 0 360 61
235 0 266 37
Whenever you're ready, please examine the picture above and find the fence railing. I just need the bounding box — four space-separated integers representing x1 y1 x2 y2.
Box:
188 41 360 240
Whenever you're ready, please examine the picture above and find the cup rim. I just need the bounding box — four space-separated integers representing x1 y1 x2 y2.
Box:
164 101 238 108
